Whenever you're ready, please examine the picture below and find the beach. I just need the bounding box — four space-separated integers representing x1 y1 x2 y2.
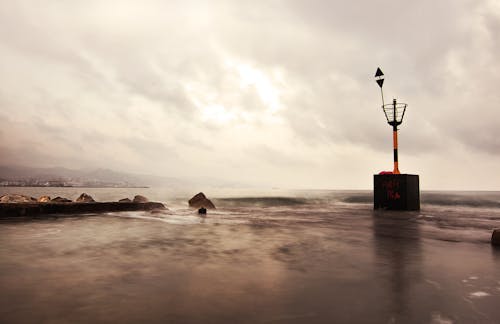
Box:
1 188 499 323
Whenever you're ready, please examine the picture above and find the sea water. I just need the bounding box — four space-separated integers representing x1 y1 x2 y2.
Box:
1 188 500 323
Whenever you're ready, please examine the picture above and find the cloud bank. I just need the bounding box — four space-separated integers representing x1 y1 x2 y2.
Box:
1 0 499 189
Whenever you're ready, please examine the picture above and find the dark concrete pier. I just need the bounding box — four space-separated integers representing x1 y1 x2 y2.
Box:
0 201 166 218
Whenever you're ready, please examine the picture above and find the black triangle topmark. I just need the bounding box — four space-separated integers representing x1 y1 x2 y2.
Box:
375 67 384 77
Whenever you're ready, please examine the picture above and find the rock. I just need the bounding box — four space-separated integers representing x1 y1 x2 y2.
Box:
38 196 51 203
119 198 132 202
75 193 95 203
189 192 215 209
198 207 207 215
133 195 149 203
492 229 500 246
51 196 72 203
0 194 37 203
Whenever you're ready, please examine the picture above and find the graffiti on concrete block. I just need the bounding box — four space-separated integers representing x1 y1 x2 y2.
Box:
381 179 401 200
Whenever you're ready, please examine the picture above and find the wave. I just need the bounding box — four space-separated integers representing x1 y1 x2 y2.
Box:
340 192 500 209
421 193 500 209
213 192 500 209
214 197 308 207
340 195 372 204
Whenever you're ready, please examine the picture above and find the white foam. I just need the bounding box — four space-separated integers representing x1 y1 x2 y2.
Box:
108 209 249 225
425 279 442 290
430 312 453 324
469 291 490 298
468 276 479 280
32 229 62 237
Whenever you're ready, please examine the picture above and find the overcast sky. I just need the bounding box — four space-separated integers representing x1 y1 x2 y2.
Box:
1 0 499 190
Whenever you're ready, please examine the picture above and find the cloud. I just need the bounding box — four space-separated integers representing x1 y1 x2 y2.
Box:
0 0 499 189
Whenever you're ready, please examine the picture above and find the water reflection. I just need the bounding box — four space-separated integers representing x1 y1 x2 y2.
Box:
492 243 500 261
1 203 499 323
372 211 423 322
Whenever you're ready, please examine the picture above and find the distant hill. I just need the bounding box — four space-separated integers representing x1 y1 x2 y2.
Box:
0 165 194 188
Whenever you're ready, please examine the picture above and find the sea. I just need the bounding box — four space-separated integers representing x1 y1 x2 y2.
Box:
1 187 500 324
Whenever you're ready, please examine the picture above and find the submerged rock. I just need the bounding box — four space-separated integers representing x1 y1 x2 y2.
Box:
51 197 72 203
0 194 37 203
119 198 132 202
492 229 500 246
133 195 149 203
189 192 215 209
76 193 95 203
38 195 51 203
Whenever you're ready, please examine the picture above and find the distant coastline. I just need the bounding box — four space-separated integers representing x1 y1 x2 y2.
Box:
0 165 191 189
0 185 149 189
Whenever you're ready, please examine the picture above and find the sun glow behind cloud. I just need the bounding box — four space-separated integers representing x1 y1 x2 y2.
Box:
236 63 283 113
200 104 236 124
188 57 286 126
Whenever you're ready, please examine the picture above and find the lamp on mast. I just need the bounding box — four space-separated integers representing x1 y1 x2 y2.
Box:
374 67 407 175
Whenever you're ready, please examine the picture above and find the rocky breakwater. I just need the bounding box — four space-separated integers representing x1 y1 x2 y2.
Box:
0 193 166 218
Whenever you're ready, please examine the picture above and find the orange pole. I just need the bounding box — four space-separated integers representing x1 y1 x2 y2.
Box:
393 130 400 174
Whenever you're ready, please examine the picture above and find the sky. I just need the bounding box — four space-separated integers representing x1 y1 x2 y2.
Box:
1 0 500 190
